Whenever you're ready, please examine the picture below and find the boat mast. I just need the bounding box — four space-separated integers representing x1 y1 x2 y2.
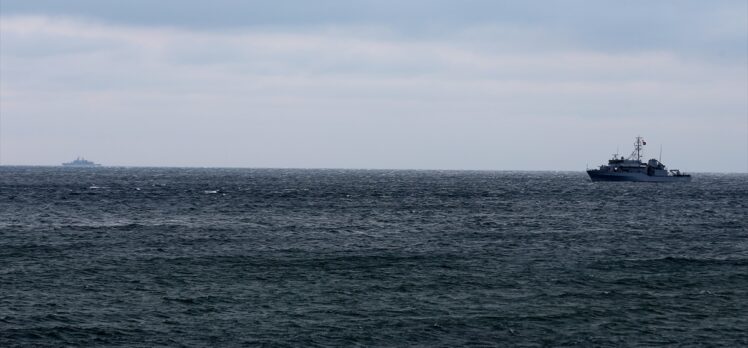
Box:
630 136 644 162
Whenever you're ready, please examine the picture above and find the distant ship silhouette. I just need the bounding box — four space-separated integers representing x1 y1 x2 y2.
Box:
62 157 102 167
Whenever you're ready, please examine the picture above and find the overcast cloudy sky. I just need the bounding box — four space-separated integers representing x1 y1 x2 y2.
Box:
1 0 746 171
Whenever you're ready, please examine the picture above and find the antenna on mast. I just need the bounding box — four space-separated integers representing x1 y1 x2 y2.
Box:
659 145 663 162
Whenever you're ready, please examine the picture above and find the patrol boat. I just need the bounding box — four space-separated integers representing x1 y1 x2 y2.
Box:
62 157 102 167
587 137 691 182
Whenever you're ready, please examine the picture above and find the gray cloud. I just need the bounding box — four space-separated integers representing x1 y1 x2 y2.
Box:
3 0 746 62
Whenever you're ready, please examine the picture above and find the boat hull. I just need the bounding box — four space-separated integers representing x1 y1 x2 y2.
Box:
587 170 691 182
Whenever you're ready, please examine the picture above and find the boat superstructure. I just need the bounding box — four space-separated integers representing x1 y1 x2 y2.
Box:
587 137 690 182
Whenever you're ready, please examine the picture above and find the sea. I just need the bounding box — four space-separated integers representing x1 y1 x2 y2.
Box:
1 166 746 347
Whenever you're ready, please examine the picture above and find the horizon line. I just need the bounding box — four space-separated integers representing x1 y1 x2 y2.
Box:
0 164 746 175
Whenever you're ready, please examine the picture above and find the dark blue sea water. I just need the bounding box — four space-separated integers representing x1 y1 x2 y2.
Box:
1 167 747 347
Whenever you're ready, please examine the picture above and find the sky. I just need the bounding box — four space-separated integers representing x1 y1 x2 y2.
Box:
1 0 747 171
